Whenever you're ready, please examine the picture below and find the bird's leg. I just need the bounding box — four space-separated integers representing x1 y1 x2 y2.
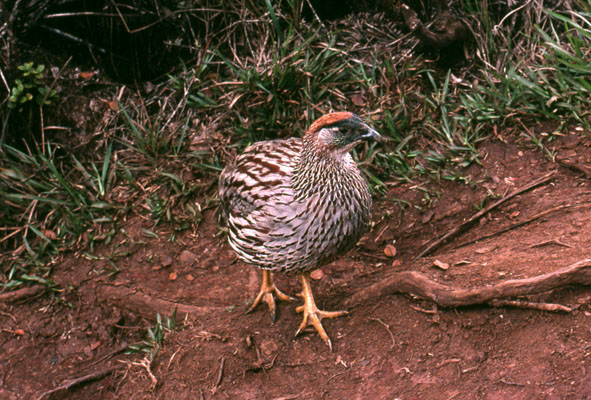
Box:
246 269 296 322
294 272 349 350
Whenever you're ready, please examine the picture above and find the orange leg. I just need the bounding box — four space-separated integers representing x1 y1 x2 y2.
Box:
294 272 348 350
247 269 296 322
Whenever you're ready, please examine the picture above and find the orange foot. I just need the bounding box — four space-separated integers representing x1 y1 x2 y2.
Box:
294 272 349 350
247 269 296 322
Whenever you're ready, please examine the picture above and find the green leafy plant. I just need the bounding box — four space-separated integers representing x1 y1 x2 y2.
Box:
127 310 177 359
8 62 58 109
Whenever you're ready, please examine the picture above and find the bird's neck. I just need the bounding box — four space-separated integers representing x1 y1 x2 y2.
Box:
291 137 357 197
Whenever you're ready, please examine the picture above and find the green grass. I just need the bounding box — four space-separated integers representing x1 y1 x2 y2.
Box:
127 310 177 359
0 141 117 290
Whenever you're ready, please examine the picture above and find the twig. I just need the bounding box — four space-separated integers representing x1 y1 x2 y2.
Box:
38 25 107 54
488 299 573 312
304 0 326 31
35 365 122 400
345 259 591 308
0 310 18 323
416 171 556 258
215 357 226 388
0 66 10 103
408 304 437 314
529 239 574 249
87 341 129 368
8 0 25 26
167 348 182 370
462 365 479 374
358 251 391 262
326 370 349 383
369 317 396 348
271 394 314 400
492 0 532 35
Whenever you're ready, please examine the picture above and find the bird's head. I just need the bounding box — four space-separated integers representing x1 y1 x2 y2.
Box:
305 112 381 155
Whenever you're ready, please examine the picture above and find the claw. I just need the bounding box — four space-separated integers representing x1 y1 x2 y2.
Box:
294 272 348 350
247 270 296 322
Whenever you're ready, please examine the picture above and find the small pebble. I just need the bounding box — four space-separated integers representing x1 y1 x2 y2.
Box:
433 259 449 270
310 269 324 280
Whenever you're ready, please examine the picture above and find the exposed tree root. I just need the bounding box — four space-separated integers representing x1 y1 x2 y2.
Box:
345 259 591 310
0 285 45 303
97 284 224 320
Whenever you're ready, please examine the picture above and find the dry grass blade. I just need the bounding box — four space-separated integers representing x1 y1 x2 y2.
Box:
416 171 556 258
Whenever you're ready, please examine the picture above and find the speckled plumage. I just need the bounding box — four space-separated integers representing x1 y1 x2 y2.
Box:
219 113 374 274
218 112 380 348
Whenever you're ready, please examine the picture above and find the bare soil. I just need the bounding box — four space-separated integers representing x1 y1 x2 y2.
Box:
2 131 591 400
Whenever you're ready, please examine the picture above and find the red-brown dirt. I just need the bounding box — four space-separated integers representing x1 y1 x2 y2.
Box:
1 131 591 399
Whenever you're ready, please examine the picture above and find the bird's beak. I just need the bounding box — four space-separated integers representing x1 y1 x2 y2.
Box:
359 125 382 143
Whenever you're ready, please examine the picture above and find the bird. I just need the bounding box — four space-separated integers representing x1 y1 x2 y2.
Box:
218 111 380 349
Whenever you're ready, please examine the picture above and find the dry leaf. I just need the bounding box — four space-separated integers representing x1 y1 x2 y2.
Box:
421 210 434 224
509 211 520 219
384 244 397 258
80 71 95 80
433 259 449 270
351 93 365 106
41 229 57 240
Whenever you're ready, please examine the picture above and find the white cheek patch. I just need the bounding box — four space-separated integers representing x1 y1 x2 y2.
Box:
317 128 332 144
